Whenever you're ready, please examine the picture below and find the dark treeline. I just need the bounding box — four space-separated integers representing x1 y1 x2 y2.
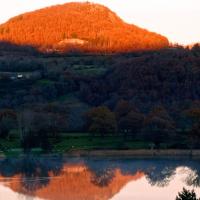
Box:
0 43 200 151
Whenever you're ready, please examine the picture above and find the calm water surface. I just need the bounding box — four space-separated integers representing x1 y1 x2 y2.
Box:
0 156 200 200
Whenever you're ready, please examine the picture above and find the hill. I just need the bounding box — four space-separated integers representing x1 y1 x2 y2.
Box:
0 2 169 53
0 43 200 151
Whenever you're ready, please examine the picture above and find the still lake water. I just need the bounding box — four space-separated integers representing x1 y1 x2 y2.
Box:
0 156 200 200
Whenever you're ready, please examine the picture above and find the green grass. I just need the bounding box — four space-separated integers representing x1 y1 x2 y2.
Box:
0 138 21 156
0 137 45 156
58 94 76 102
53 134 152 153
72 65 107 76
36 79 54 86
0 132 189 155
0 138 20 150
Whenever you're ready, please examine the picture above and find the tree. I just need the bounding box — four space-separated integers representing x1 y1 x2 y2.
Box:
185 108 200 149
18 104 68 152
0 109 17 138
115 100 133 120
191 43 200 56
176 188 200 200
115 100 144 139
118 110 144 139
188 121 200 150
18 110 53 152
185 108 200 122
86 106 117 137
143 106 175 148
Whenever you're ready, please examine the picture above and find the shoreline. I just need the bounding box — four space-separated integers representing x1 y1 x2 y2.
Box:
63 149 200 158
1 149 200 158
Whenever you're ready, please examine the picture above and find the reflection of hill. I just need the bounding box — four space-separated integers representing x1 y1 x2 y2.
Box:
1 164 144 200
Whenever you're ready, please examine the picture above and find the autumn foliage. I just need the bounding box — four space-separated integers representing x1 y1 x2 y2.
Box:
0 2 169 53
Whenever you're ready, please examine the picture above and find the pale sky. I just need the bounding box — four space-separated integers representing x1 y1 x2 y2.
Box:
0 0 200 45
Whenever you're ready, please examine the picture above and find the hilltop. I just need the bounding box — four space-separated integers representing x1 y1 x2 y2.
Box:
0 2 169 53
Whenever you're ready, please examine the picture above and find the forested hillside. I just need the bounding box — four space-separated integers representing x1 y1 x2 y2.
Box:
0 2 169 52
0 43 200 151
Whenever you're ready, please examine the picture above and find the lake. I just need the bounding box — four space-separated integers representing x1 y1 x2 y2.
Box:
0 156 200 200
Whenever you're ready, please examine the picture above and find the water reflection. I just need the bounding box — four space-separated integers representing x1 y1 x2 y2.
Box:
0 155 64 199
0 156 200 200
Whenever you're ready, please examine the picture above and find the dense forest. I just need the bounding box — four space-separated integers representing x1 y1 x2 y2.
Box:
0 3 198 152
0 41 200 152
0 2 168 53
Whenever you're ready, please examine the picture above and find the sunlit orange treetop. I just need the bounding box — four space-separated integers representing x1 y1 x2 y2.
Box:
0 2 169 53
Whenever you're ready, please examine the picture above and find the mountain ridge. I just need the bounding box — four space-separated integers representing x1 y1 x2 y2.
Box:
0 2 169 53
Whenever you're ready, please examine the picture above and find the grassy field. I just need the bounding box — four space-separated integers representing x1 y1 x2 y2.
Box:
53 134 153 153
72 64 108 76
0 132 188 156
0 134 152 155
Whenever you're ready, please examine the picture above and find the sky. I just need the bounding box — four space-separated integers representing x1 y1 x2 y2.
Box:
0 0 200 45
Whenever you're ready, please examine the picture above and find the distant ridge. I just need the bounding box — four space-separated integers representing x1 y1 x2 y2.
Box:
0 2 169 53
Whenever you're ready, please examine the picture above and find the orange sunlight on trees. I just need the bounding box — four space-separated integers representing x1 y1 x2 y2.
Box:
0 2 169 53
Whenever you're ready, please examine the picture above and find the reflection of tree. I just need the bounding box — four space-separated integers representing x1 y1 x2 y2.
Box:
0 155 64 193
86 159 178 187
113 159 178 187
85 159 117 187
91 168 115 187
185 170 200 188
1 156 200 198
184 165 200 188
20 157 51 192
144 161 200 188
86 159 179 187
145 165 176 187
